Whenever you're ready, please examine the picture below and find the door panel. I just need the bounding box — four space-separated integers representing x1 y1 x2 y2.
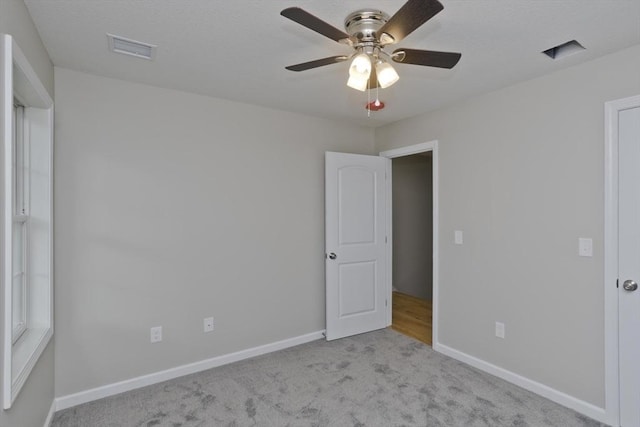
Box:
618 105 640 427
326 152 388 341
339 168 376 245
339 261 376 316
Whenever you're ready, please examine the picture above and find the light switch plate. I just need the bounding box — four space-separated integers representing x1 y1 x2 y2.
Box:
578 238 593 257
495 322 505 339
454 230 463 245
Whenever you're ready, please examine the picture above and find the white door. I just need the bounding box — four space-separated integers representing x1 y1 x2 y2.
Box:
618 104 640 426
325 152 388 341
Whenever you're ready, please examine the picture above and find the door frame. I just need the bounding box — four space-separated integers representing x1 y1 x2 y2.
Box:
379 141 439 344
604 94 640 427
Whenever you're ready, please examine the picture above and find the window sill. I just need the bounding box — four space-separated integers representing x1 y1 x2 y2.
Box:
9 326 52 405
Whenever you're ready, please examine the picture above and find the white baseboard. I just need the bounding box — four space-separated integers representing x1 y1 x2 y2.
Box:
433 342 608 424
43 399 55 427
55 330 325 411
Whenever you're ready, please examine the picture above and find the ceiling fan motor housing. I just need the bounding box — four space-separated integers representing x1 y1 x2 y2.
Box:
344 9 390 47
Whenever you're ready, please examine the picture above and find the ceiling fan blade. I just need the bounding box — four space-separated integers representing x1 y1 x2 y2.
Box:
378 0 444 45
285 56 349 72
281 7 350 43
392 48 461 68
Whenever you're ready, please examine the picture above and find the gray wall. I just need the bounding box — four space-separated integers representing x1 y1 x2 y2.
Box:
0 0 53 97
392 154 433 300
0 1 55 426
53 67 375 397
375 44 640 407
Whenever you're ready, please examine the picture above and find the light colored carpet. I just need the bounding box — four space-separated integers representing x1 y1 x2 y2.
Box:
52 329 606 426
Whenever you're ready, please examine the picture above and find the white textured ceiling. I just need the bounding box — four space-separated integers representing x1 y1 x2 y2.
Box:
24 0 640 127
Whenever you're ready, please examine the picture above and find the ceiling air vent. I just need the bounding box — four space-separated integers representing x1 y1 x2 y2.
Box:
542 40 585 60
107 34 156 60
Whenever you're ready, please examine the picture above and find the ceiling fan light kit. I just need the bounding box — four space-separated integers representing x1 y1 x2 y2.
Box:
375 61 400 88
281 0 461 100
347 74 369 91
349 53 372 77
347 51 379 92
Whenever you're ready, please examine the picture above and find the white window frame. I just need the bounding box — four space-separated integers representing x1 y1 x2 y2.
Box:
1 34 53 409
11 102 28 343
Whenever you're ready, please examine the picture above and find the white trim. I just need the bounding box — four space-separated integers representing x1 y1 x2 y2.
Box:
604 94 640 427
434 342 608 424
383 159 393 326
47 105 54 338
432 143 439 346
55 330 325 411
603 97 619 427
1 33 14 412
43 399 56 427
8 38 52 108
379 141 437 158
11 328 53 403
379 140 439 343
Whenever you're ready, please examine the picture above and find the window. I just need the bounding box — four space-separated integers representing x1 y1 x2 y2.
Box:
2 34 53 409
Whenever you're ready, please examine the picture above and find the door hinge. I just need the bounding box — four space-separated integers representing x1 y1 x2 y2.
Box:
385 236 388 243
616 278 619 288
385 299 388 307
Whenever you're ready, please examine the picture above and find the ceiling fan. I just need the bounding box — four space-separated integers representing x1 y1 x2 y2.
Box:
281 0 461 91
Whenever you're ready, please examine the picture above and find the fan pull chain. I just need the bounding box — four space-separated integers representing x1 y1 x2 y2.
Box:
367 76 371 117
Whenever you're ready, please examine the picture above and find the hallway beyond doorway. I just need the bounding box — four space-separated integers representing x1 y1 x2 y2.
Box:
391 291 432 346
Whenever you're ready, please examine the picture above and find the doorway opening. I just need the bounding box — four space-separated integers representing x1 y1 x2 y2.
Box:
390 153 433 345
380 141 438 347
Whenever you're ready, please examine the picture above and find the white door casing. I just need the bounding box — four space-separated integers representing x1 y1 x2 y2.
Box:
379 141 438 343
605 94 640 427
618 104 640 427
325 152 388 341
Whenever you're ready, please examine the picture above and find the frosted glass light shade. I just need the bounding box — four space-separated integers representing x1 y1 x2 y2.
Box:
347 53 372 91
376 61 399 88
347 75 368 91
349 53 372 78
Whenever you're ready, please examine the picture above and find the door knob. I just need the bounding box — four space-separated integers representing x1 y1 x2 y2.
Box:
623 280 638 291
328 252 337 260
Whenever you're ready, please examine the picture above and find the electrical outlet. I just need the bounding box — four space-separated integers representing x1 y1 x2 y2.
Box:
495 322 505 339
150 326 162 343
204 317 214 333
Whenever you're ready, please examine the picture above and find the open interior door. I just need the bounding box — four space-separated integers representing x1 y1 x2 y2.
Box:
325 152 389 341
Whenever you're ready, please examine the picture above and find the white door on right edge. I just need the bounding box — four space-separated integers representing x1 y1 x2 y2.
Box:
618 103 640 427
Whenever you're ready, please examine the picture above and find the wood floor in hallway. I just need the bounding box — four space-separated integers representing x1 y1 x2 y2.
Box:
391 291 432 346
